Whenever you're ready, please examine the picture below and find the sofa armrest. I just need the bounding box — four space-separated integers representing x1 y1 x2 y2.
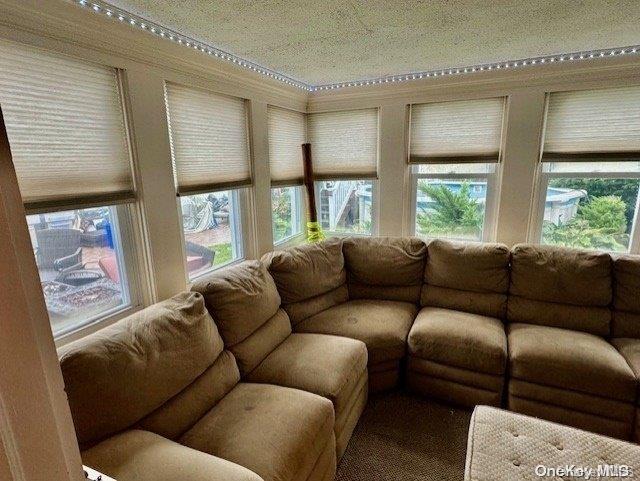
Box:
82 430 263 481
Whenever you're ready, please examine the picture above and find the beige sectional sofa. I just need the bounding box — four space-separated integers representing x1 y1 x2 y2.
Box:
58 236 640 481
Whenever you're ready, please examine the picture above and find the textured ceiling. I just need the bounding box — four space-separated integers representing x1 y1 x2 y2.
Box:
106 0 640 85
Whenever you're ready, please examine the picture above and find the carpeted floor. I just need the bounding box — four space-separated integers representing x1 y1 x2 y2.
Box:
336 391 472 481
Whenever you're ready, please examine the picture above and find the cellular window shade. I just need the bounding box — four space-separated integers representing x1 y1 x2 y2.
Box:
267 106 306 186
0 41 134 211
409 98 505 163
165 83 251 195
307 108 378 180
543 87 640 161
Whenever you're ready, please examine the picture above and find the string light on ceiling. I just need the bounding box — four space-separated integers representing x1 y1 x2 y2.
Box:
76 0 640 93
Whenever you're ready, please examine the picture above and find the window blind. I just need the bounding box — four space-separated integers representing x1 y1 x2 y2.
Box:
409 98 505 163
165 83 251 195
543 86 640 161
267 106 306 186
307 108 378 180
0 41 134 212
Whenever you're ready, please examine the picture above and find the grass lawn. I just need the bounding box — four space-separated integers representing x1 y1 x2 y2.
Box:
210 242 232 266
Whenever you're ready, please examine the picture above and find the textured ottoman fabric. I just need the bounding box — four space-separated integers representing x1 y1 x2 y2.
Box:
406 307 507 407
82 430 264 481
464 406 640 481
246 333 368 458
180 383 335 481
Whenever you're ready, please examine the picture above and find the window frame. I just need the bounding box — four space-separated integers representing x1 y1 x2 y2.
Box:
529 163 640 254
272 185 305 247
313 179 379 237
178 187 249 283
409 164 499 242
35 202 146 344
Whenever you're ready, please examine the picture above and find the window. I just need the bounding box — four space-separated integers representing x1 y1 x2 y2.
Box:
0 40 141 337
267 106 306 244
315 180 374 235
307 109 379 236
409 98 505 241
411 163 497 241
536 162 640 252
534 87 640 253
165 83 251 278
271 186 303 244
26 206 138 337
180 190 244 277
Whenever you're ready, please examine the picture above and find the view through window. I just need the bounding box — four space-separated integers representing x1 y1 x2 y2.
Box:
27 205 131 337
539 162 640 252
180 189 243 279
271 186 303 244
315 180 373 235
413 163 496 241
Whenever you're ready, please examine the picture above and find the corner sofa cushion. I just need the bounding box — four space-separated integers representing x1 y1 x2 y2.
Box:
408 307 507 376
613 255 640 338
262 237 346 304
508 323 636 403
508 244 613 335
191 261 290 375
82 430 263 481
246 333 368 418
294 299 417 365
422 239 510 317
610 338 640 400
343 236 426 302
59 292 221 447
179 383 334 481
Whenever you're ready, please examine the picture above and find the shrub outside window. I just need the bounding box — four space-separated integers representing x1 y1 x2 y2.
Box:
411 163 498 241
180 189 244 279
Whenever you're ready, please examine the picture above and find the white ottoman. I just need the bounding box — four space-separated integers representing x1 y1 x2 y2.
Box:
465 406 640 481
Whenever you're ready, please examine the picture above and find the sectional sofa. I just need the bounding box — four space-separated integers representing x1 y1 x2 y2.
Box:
58 237 640 481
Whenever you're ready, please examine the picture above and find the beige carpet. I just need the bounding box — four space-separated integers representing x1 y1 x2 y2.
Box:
336 391 471 481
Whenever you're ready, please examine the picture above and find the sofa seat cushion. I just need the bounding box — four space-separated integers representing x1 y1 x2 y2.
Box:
179 383 334 481
82 430 263 481
508 323 636 402
408 307 507 376
610 338 640 401
246 333 368 419
294 299 418 365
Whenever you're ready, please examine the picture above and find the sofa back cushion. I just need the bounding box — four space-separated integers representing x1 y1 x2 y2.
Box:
191 260 290 375
612 254 640 338
59 292 228 448
343 236 427 303
262 238 348 325
422 239 510 318
507 244 612 335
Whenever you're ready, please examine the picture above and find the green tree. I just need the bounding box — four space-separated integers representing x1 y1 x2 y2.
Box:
271 188 293 241
549 178 640 231
416 181 483 238
577 195 627 234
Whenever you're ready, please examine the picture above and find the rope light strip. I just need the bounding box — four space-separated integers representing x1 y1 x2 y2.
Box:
76 0 640 92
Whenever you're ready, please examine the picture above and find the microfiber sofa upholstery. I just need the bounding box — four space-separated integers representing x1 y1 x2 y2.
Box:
59 237 640 481
60 293 336 481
